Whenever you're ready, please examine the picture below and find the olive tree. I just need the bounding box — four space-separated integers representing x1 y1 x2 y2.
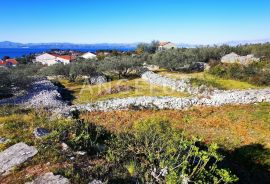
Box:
100 56 142 79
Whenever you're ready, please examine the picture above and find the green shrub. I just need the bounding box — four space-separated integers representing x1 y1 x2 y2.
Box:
107 120 238 183
40 61 99 82
65 120 111 155
0 64 42 99
209 62 270 86
99 56 142 79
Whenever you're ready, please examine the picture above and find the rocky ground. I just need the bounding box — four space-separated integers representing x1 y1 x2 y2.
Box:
63 88 270 114
1 71 268 115
0 142 38 176
0 71 270 183
0 79 67 110
63 71 270 114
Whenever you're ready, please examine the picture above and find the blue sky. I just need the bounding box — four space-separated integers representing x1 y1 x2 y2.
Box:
0 0 269 44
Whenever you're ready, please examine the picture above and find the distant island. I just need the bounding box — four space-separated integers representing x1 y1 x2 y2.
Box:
0 39 270 50
0 41 137 50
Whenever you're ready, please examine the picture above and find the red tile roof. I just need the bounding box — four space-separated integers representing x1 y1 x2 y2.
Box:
6 59 18 65
0 60 7 65
50 54 74 61
159 42 171 46
50 53 60 57
58 55 73 61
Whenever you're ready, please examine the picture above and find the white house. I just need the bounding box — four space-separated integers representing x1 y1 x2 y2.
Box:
35 53 71 66
81 52 97 59
158 42 177 51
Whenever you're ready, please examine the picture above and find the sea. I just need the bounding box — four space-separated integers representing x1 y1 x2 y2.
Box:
0 47 134 59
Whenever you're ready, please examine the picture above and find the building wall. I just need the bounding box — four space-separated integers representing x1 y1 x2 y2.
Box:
158 43 177 51
36 53 70 66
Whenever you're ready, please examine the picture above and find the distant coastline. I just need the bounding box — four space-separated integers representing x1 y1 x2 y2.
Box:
0 47 135 58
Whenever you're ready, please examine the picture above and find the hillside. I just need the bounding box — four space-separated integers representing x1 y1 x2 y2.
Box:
0 44 270 184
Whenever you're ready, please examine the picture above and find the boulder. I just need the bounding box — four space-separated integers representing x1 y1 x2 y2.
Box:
221 52 260 65
0 137 9 144
89 179 103 184
143 63 160 71
26 172 70 184
33 128 51 138
89 74 107 85
0 142 38 175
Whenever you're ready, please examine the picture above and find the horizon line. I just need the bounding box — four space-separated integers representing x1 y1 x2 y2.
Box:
1 37 270 45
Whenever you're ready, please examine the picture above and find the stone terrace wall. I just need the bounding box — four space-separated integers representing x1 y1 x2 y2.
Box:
0 79 66 110
64 88 270 114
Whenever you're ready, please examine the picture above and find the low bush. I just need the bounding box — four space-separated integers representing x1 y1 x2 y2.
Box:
63 120 111 155
0 64 42 99
107 120 238 183
40 61 99 82
99 56 142 79
209 61 270 86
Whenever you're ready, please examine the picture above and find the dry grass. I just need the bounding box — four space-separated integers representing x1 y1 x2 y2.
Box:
158 71 261 90
81 102 270 176
81 103 270 150
58 78 189 104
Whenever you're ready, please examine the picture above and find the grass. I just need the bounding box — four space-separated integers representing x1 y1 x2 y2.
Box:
81 103 270 150
0 105 73 183
81 103 270 183
158 71 261 90
58 78 189 104
1 103 269 183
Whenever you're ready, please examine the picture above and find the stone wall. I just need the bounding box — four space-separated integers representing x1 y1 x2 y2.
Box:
63 88 270 115
0 79 67 110
61 71 270 114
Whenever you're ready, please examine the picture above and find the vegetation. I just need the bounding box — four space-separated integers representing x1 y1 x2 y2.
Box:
40 61 100 82
0 105 239 184
57 78 188 104
1 43 270 183
107 120 238 183
136 40 160 54
209 61 270 86
141 42 270 73
0 64 42 99
82 103 270 184
100 56 142 79
158 71 260 90
3 103 269 183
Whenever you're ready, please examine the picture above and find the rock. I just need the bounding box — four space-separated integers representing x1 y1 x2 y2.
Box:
189 62 208 72
141 71 215 95
0 137 9 144
33 128 51 138
221 52 260 65
89 179 103 184
61 142 70 151
99 85 135 96
59 71 270 115
89 74 107 85
143 63 160 71
0 79 67 110
26 172 70 184
61 88 270 114
0 142 38 175
75 151 87 156
141 71 191 93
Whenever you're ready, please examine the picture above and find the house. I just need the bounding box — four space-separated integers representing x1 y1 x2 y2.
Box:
35 53 72 66
80 52 97 59
0 60 6 67
0 59 18 67
157 42 177 51
5 59 18 66
221 52 260 65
